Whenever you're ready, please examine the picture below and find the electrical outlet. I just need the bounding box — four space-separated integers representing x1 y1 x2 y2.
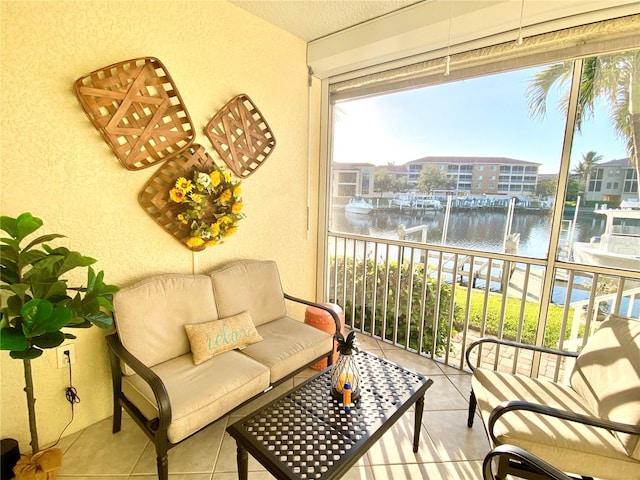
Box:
56 344 76 369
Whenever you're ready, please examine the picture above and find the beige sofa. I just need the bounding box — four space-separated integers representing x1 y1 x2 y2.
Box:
106 259 339 480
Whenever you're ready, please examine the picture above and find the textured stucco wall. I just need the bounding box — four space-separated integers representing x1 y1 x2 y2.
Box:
0 0 318 450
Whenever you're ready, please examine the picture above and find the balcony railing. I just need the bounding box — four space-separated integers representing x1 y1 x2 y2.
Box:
325 232 640 382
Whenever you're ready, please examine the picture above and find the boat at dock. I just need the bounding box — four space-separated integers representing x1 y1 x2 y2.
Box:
572 200 640 271
345 196 373 215
391 193 442 211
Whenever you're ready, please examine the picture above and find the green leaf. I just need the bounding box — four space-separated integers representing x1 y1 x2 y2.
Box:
0 265 20 285
8 283 29 300
0 327 28 351
0 243 19 262
82 311 114 329
5 295 24 318
23 233 65 253
46 306 73 333
42 280 68 300
18 249 47 269
0 215 19 239
22 255 63 281
21 298 53 325
58 251 95 276
97 295 116 313
32 331 65 349
15 213 43 242
0 237 20 249
10 347 43 360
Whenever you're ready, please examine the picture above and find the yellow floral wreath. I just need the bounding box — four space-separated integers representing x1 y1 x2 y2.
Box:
168 164 244 248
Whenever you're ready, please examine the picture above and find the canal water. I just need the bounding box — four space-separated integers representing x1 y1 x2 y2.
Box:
330 206 606 259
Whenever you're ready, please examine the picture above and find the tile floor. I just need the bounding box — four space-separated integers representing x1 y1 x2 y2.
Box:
53 334 490 479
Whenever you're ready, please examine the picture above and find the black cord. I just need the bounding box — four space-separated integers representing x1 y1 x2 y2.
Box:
48 352 80 449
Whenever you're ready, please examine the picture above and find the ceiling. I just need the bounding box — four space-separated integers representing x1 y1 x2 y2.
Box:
229 0 425 42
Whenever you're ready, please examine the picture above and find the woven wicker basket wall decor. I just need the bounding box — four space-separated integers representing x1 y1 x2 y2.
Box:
204 94 276 178
139 144 244 251
75 57 195 171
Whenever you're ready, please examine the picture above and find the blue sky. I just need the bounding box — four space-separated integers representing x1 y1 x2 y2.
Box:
332 66 628 174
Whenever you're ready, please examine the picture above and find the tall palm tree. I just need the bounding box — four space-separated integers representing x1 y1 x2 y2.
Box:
572 150 603 193
526 50 640 191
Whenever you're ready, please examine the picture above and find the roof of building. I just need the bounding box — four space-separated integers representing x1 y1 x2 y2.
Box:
595 158 633 168
406 156 541 166
333 162 376 170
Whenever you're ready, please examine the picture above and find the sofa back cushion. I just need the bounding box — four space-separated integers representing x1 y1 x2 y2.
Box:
113 274 217 374
569 314 640 458
210 259 286 327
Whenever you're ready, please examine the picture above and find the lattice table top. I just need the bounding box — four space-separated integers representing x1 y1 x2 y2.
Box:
228 350 431 480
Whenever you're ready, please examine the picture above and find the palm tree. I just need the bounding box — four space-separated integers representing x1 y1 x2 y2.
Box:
572 150 603 193
526 50 640 191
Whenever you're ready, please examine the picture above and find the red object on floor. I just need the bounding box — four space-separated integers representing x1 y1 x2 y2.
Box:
304 303 345 370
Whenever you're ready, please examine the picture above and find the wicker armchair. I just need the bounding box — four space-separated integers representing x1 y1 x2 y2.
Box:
466 314 640 480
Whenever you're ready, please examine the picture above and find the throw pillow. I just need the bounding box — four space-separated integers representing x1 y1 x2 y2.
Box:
184 311 263 365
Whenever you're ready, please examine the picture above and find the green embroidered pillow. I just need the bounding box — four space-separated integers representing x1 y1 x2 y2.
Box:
184 311 263 365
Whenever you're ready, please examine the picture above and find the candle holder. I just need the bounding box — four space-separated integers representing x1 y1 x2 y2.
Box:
330 331 361 401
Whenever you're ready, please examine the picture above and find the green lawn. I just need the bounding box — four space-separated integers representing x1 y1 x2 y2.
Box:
453 286 573 347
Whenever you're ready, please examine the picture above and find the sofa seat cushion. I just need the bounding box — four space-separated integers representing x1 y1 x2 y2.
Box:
122 350 270 444
472 368 640 480
241 317 333 382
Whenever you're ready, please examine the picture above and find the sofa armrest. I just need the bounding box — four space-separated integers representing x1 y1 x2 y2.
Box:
488 400 640 445
465 337 578 372
483 444 574 480
105 333 172 432
283 293 341 334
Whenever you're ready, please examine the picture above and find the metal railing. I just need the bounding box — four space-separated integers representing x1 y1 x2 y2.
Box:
325 232 640 381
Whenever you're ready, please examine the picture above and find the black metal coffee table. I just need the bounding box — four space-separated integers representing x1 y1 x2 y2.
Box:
227 349 433 480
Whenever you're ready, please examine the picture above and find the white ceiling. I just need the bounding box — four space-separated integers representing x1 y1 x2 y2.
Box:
229 0 425 42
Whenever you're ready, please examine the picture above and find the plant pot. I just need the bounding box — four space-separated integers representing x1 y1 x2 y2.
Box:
1 438 20 479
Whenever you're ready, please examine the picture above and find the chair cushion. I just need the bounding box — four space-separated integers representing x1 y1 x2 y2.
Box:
472 368 640 480
241 317 333 382
113 274 217 374
570 314 640 458
210 259 286 327
184 311 263 365
122 351 270 444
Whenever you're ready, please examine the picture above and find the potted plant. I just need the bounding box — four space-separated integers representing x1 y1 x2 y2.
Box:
0 212 119 470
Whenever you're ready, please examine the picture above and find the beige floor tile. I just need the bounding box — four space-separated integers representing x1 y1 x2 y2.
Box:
212 472 274 480
423 375 470 411
423 410 490 461
214 432 268 473
58 418 149 476
366 413 440 465
446 372 473 399
130 475 212 480
340 464 375 479
381 349 446 376
370 460 483 479
133 417 227 475
351 331 381 351
57 477 128 480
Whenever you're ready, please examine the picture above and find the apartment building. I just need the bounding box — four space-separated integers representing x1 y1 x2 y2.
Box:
584 158 639 203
